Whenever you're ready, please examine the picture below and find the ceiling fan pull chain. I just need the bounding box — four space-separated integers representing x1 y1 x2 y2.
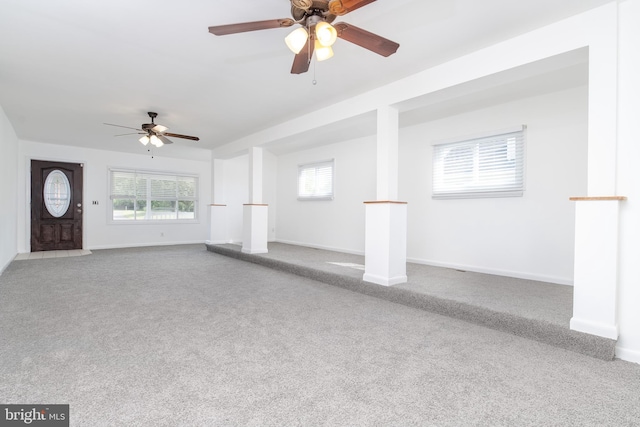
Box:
312 59 317 85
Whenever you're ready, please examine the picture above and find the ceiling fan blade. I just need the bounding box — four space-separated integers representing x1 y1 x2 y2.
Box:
208 18 295 36
334 22 399 57
113 133 142 137
157 135 173 145
329 0 376 16
163 132 199 141
104 123 143 131
290 39 314 74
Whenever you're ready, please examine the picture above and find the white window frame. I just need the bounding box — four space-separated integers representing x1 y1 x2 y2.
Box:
297 159 334 201
108 168 199 223
432 126 526 199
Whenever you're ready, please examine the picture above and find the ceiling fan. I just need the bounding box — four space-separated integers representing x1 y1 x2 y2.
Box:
104 112 200 147
208 0 400 74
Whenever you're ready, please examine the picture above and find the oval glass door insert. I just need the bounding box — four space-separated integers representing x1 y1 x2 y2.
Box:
44 170 71 217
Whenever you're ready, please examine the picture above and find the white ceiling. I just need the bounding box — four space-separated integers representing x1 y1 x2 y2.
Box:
0 0 608 159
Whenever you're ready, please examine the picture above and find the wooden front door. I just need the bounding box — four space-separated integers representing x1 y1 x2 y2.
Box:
31 160 83 251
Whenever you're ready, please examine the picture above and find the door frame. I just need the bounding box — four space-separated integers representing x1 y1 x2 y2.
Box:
25 156 87 253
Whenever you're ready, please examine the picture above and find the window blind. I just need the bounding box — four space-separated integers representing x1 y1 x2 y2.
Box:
109 169 198 221
433 129 525 199
298 160 334 200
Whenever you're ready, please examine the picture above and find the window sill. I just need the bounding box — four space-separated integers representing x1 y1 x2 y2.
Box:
107 219 200 225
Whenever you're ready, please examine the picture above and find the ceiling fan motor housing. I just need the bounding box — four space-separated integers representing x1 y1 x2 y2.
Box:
291 0 337 24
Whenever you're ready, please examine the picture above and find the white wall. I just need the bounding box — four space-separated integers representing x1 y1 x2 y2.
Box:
400 86 587 284
18 140 211 251
218 150 278 244
614 0 640 363
0 104 19 272
269 86 586 283
275 136 377 254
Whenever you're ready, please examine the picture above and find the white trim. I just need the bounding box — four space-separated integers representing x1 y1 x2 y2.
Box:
274 239 364 256
362 273 408 287
615 346 640 365
430 125 527 146
25 155 88 253
204 239 233 245
406 256 574 286
108 168 199 223
297 159 335 201
0 257 13 276
108 166 199 178
87 240 205 250
570 317 619 340
241 248 268 254
432 127 526 199
297 159 335 169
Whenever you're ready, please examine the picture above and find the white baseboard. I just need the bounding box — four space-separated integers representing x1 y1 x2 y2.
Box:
615 346 640 364
271 241 571 286
241 248 268 254
363 273 408 286
406 257 573 286
0 255 15 276
205 239 232 245
273 239 364 256
88 240 206 250
570 317 618 340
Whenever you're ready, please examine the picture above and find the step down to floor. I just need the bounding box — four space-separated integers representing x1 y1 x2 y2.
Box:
205 243 616 361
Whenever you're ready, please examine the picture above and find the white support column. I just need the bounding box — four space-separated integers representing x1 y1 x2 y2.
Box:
570 197 624 340
207 159 228 245
207 204 228 244
248 147 263 204
242 204 269 254
569 13 621 341
363 106 407 286
363 201 408 286
376 105 399 200
242 148 268 254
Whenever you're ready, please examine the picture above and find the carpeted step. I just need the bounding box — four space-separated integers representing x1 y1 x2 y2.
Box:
205 243 616 361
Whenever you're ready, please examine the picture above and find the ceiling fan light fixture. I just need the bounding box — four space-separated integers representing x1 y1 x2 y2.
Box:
285 27 309 54
152 124 168 133
150 134 163 147
139 135 150 146
315 21 337 47
314 41 334 61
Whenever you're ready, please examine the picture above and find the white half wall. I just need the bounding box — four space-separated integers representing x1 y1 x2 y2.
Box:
18 140 212 251
0 104 19 273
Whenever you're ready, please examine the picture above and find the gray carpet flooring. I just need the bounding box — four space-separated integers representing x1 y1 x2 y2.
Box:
208 243 614 360
1 244 639 426
223 242 573 326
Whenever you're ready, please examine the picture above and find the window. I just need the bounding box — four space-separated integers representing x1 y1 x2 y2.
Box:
109 169 198 221
298 160 334 200
432 127 525 199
